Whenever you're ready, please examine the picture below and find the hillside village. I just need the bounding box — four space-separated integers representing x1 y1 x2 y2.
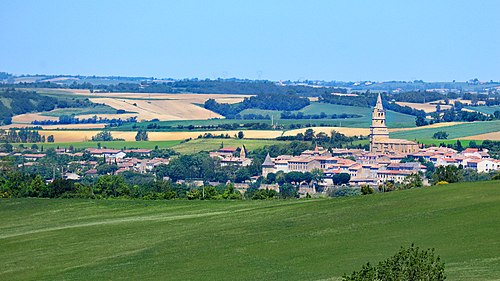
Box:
2 94 498 197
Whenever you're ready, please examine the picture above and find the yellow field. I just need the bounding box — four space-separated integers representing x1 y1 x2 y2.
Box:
459 131 500 141
395 102 452 113
88 97 224 121
12 113 58 124
0 123 107 130
9 90 252 124
38 130 283 142
83 92 250 121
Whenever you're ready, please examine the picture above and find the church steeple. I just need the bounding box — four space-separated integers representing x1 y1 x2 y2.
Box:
369 93 389 152
375 93 383 110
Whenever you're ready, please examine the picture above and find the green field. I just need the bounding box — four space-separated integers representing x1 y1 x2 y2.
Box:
19 139 285 153
390 120 500 140
20 140 182 150
240 102 417 128
113 102 416 131
171 138 287 154
1 181 498 280
465 105 500 115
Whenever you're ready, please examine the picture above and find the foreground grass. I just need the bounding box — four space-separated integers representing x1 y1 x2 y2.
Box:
0 181 499 280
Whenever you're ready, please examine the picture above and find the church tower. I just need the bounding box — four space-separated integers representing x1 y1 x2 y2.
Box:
370 93 389 152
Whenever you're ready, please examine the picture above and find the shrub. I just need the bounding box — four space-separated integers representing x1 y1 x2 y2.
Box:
361 185 374 195
343 244 445 281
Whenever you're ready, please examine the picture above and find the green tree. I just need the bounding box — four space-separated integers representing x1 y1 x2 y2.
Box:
94 175 129 197
332 173 351 185
432 131 449 139
432 165 463 184
47 135 55 143
29 175 45 197
135 130 149 141
279 183 298 199
402 173 423 189
237 131 244 139
415 116 428 127
343 244 445 281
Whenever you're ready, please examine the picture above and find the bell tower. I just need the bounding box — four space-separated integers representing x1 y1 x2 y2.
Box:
370 93 389 152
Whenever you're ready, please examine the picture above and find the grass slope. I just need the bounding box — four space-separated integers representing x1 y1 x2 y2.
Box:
465 105 500 115
390 120 500 141
1 181 499 280
241 102 416 128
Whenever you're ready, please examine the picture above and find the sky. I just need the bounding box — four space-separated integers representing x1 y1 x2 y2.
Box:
1 0 499 82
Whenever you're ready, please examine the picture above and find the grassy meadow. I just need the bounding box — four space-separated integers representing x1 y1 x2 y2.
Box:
390 120 500 140
240 102 417 128
19 139 285 153
0 181 499 280
21 140 182 150
171 138 287 154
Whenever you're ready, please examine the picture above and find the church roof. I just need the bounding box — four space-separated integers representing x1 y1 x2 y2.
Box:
262 153 274 167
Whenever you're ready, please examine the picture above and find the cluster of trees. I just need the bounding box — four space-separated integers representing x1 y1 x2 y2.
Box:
135 130 148 141
153 152 260 183
432 131 449 139
343 244 445 281
32 115 138 126
204 92 310 118
280 111 361 120
0 171 244 200
197 133 232 139
228 113 271 120
91 131 124 142
0 128 52 143
276 129 365 148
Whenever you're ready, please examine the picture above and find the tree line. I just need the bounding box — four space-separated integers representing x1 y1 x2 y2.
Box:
204 92 310 118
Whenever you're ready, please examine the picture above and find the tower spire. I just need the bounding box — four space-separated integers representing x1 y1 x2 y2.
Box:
375 93 383 110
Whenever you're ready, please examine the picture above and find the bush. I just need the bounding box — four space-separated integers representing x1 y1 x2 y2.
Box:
330 187 361 197
361 185 374 195
343 244 445 281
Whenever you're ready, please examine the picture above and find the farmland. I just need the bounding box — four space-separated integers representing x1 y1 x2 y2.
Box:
0 181 498 280
20 140 182 150
389 120 500 141
240 102 417 128
465 105 500 115
8 90 252 124
20 138 285 153
34 130 283 143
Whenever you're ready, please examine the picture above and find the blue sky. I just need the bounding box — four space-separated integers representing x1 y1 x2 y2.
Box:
1 0 499 81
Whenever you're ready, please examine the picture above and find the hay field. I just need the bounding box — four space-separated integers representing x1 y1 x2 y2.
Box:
459 131 500 141
395 102 452 113
38 130 282 142
11 113 59 124
88 98 224 121
0 123 107 130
